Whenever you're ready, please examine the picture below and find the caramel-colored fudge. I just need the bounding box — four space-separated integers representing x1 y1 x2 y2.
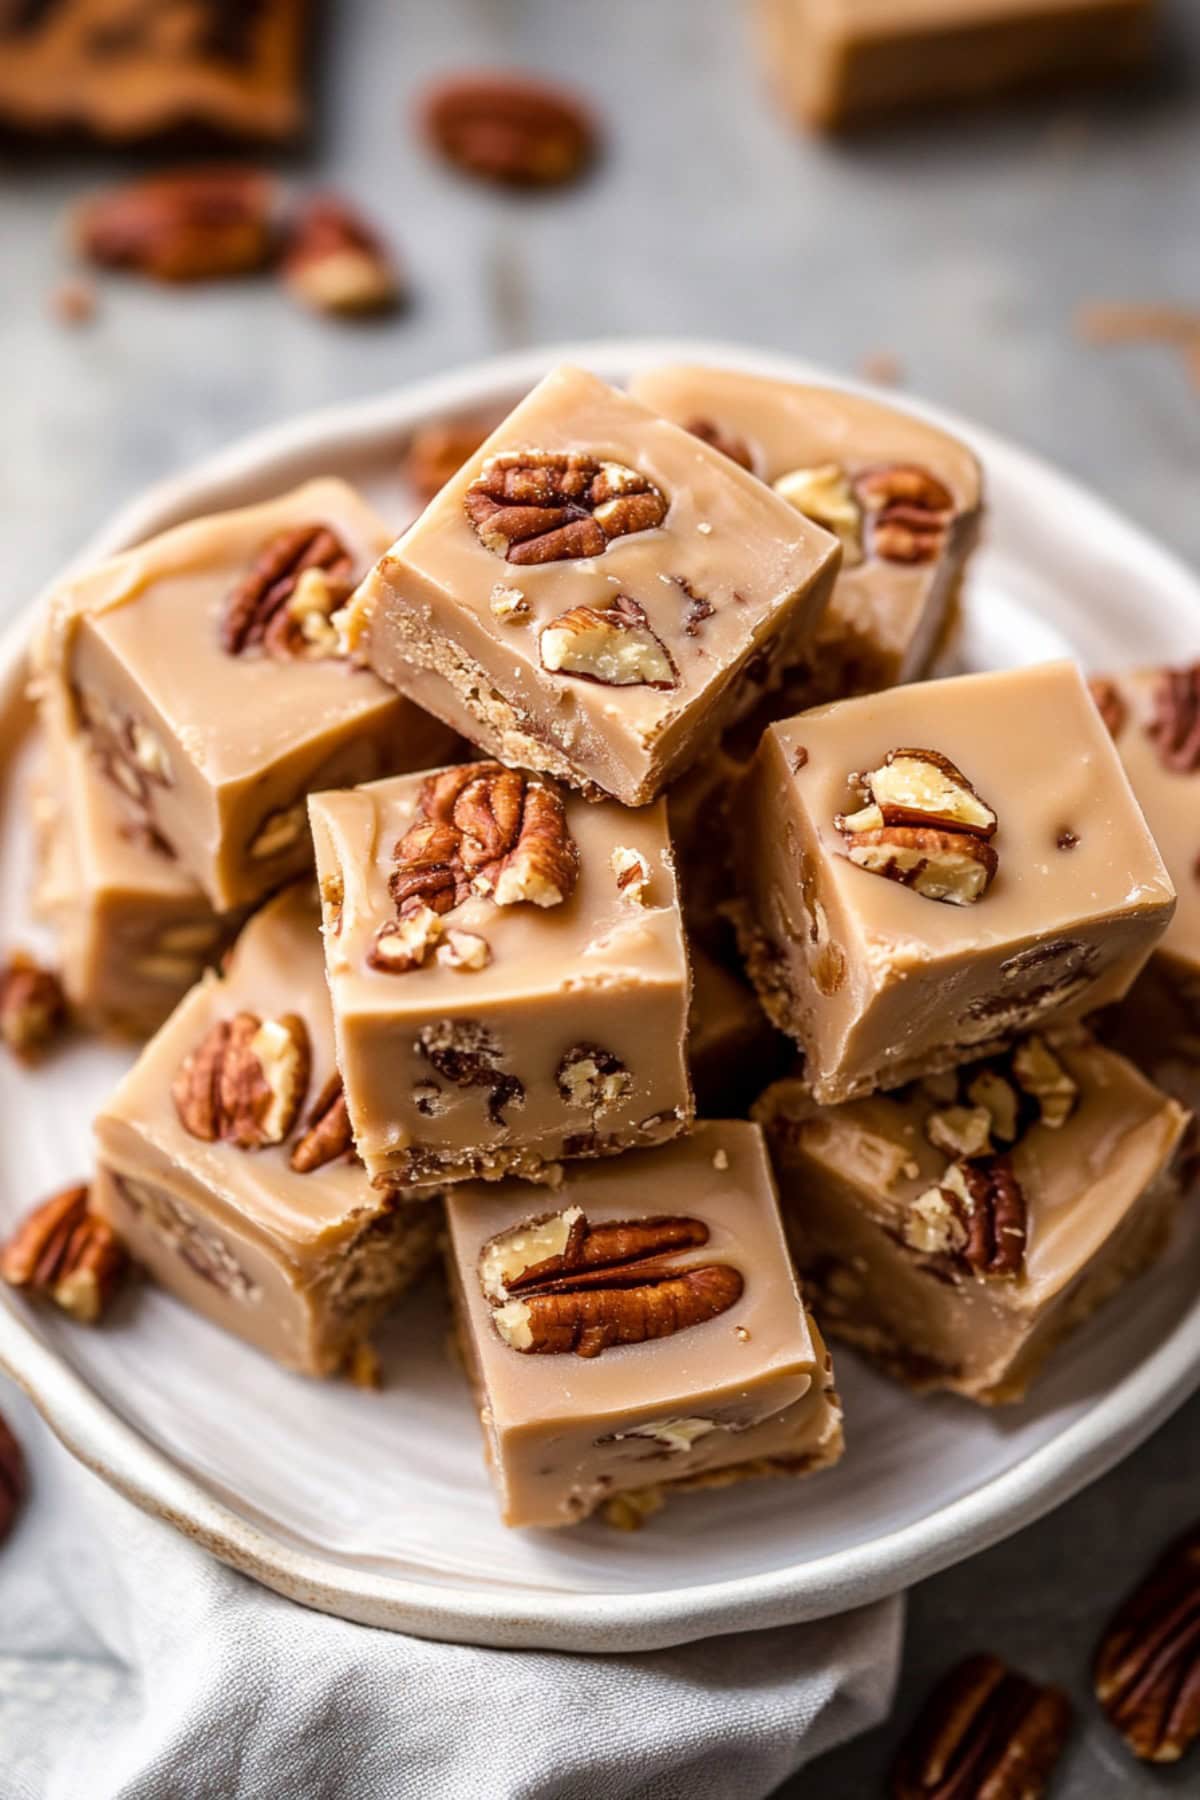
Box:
756 1031 1187 1403
757 0 1155 133
735 662 1174 1103
630 364 981 703
688 946 788 1117
309 762 693 1188
33 703 236 1037
36 479 460 913
444 1122 843 1528
93 885 440 1376
1092 666 1200 1001
342 365 841 807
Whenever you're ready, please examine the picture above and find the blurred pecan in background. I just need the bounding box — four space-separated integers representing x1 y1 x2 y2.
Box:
891 1653 1072 1799
0 953 67 1063
75 167 277 282
282 194 402 316
1094 1523 1200 1763
0 1182 128 1324
420 72 597 188
0 1409 24 1547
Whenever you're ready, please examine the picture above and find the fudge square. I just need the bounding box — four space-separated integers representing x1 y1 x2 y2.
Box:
34 696 236 1038
756 1031 1188 1404
444 1122 844 1529
630 363 982 701
309 761 693 1188
1092 665 1200 997
35 477 460 913
93 884 440 1377
341 364 841 807
734 661 1174 1104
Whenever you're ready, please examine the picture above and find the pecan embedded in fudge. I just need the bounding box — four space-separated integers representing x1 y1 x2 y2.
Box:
308 766 693 1189
733 662 1175 1104
756 1032 1188 1404
35 478 460 913
629 365 982 705
445 1123 843 1528
92 885 438 1377
341 365 840 806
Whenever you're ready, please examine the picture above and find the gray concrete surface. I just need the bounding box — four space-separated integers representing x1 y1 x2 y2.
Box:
1 1 1198 1793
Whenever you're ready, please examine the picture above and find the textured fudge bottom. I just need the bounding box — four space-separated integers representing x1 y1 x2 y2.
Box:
375 1111 690 1192
791 1167 1178 1406
96 1161 441 1378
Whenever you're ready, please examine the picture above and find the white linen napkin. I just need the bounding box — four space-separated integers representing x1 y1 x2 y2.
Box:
0 1387 902 1800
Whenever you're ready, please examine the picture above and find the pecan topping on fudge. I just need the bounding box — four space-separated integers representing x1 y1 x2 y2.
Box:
0 1182 128 1324
1093 1523 1200 1763
854 463 955 564
837 748 998 905
479 1207 741 1357
891 1653 1072 1800
464 451 667 564
1088 675 1127 740
905 1155 1027 1279
173 1011 311 1149
772 463 864 565
539 595 677 690
222 523 355 656
683 416 755 472
289 1073 356 1173
1145 662 1200 773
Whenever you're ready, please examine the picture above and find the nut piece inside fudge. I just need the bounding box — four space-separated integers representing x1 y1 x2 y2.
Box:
92 883 439 1376
308 763 694 1189
340 364 841 806
733 661 1175 1103
444 1122 843 1527
33 477 460 913
629 364 982 703
756 1031 1188 1404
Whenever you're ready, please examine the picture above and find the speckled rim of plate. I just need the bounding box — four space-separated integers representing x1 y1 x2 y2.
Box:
1 337 1198 1653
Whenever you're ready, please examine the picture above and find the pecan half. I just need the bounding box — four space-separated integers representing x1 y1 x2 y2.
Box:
290 1073 355 1173
479 1208 741 1357
0 1408 24 1546
1146 663 1200 773
891 1653 1072 1800
773 463 864 565
0 954 67 1062
0 1182 128 1324
540 595 677 690
75 167 276 282
465 452 666 564
1093 1523 1200 1763
420 74 597 189
855 464 955 564
684 416 754 471
172 1011 310 1149
1089 675 1127 740
401 416 499 503
417 1019 524 1126
905 1156 1027 1279
281 194 401 316
222 523 355 655
842 826 998 906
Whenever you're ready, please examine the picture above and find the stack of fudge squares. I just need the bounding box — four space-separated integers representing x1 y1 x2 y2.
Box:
26 362 1196 1533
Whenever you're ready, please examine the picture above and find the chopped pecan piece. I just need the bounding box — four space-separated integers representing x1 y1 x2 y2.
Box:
964 1067 1022 1146
1088 675 1127 740
0 953 67 1062
263 567 355 661
540 595 677 690
437 929 491 971
0 1182 128 1324
1093 1523 1200 1763
1146 663 1200 773
1011 1035 1078 1129
891 1653 1072 1800
75 167 276 282
281 194 401 316
855 463 955 564
479 1208 740 1357
610 845 652 904
925 1104 993 1161
838 748 997 839
290 1073 355 1173
222 523 355 655
906 1156 1027 1279
0 1408 24 1545
368 906 445 974
464 451 666 564
420 73 597 189
418 1019 524 1126
842 825 998 906
772 462 864 565
556 1044 633 1116
684 416 754 471
172 1011 310 1149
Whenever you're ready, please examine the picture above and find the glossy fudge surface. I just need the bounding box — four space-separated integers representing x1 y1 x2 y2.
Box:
343 364 840 806
34 703 234 1037
93 885 439 1376
757 1032 1187 1402
309 764 693 1188
629 364 981 701
1096 666 1200 993
757 0 1155 131
36 478 458 912
444 1122 843 1528
736 661 1174 1102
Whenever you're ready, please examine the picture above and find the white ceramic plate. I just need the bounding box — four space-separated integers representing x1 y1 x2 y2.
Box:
2 339 1198 1654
